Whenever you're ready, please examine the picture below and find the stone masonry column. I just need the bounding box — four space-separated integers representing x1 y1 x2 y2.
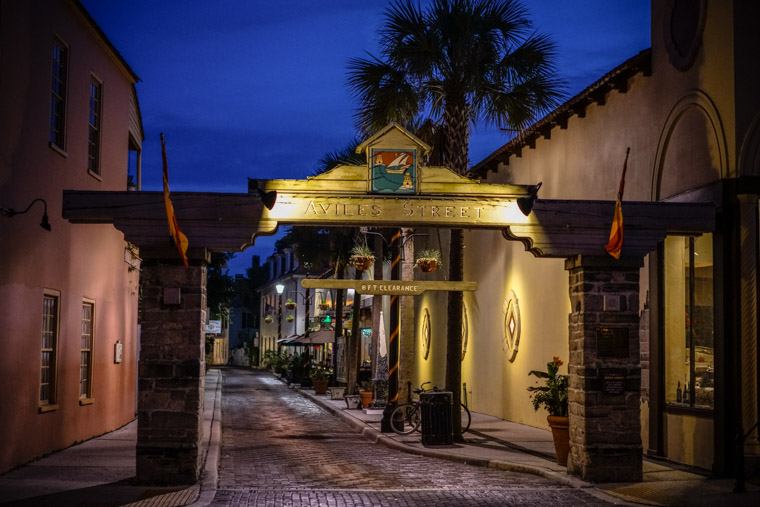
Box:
565 255 643 482
136 247 210 484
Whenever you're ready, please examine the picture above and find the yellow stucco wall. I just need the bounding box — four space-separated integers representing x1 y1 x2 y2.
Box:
409 0 753 471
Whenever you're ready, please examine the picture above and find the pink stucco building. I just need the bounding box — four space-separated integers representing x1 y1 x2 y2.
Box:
0 0 142 473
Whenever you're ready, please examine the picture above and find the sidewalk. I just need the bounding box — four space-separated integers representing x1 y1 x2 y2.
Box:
0 369 222 507
292 381 760 507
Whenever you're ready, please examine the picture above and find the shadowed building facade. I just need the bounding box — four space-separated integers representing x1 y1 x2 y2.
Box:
0 0 143 474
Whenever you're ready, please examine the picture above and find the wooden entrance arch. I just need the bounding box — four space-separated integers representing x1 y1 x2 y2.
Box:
63 123 714 484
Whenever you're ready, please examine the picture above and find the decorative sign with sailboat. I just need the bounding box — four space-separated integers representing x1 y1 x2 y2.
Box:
371 149 417 194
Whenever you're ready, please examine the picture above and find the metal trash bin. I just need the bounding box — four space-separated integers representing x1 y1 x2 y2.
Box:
420 391 453 445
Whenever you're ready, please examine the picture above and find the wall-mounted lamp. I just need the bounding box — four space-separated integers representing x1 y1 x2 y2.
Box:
0 198 51 231
258 188 277 210
275 284 285 295
516 182 542 216
248 179 277 210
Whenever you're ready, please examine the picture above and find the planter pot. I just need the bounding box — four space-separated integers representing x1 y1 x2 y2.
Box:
547 415 570 466
286 303 297 310
359 391 373 409
416 259 438 273
318 304 329 311
312 379 329 395
351 256 373 271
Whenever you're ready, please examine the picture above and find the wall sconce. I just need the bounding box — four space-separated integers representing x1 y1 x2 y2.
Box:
516 182 542 216
248 179 277 210
1 198 51 231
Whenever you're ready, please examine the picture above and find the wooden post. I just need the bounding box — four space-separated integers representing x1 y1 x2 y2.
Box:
381 230 402 432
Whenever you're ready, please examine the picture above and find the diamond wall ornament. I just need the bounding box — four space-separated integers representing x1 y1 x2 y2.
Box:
461 305 469 361
421 308 431 360
503 290 521 362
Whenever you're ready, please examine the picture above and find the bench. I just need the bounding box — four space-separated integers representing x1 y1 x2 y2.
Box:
343 395 362 409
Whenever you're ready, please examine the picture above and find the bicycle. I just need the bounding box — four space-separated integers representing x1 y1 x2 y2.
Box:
389 382 471 435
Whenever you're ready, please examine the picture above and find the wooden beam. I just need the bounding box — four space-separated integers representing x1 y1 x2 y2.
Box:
503 200 715 258
302 279 477 295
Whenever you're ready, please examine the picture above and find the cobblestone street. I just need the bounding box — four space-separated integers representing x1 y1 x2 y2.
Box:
210 368 613 506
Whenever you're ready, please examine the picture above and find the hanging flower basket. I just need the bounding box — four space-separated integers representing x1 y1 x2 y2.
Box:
318 303 329 311
286 315 294 322
285 299 297 310
351 255 374 271
416 259 438 273
350 243 375 271
264 315 273 324
415 249 442 273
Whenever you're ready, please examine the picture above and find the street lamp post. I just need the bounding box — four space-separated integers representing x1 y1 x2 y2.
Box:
276 283 285 353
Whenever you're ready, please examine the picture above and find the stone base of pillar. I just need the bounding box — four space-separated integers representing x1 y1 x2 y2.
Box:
565 255 644 483
135 247 208 485
568 445 643 483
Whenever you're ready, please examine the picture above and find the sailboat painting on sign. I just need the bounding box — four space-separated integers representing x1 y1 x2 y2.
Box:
371 149 417 194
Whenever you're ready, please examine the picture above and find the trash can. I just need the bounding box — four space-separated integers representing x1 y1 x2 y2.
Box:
420 391 453 445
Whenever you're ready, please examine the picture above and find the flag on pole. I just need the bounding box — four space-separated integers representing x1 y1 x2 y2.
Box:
161 133 189 267
605 147 630 259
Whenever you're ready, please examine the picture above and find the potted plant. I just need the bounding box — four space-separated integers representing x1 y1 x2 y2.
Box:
309 367 330 395
415 248 442 273
286 315 294 322
528 356 569 465
358 380 374 408
285 298 297 310
350 244 375 271
318 295 329 311
264 315 273 324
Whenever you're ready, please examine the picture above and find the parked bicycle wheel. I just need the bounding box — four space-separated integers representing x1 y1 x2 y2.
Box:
460 403 471 433
389 403 421 435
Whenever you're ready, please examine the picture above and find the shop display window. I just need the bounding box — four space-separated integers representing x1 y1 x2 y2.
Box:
664 234 714 409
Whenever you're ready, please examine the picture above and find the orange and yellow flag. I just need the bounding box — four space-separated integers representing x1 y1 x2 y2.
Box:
605 147 630 259
161 133 189 267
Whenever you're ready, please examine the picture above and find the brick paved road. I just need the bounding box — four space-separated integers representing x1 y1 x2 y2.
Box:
210 368 612 507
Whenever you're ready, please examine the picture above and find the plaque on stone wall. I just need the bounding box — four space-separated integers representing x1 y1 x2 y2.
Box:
600 369 626 394
596 327 629 358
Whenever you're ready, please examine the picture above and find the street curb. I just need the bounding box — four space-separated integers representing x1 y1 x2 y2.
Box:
296 385 597 492
187 369 223 507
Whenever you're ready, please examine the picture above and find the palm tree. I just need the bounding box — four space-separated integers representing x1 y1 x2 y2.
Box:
348 0 562 438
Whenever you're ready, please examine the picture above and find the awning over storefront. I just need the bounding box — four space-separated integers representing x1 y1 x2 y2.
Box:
295 329 335 345
277 336 300 346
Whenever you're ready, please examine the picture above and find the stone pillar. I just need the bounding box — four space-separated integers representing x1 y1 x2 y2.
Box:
565 255 643 482
136 247 209 485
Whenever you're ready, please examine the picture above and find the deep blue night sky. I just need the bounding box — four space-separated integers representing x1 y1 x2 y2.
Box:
80 0 650 274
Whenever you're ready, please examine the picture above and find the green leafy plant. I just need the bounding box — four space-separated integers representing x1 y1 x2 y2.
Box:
350 243 374 259
527 357 568 417
309 367 330 381
359 380 374 392
415 248 443 268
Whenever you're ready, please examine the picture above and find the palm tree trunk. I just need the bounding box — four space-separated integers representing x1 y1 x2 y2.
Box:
446 228 464 439
444 97 469 440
